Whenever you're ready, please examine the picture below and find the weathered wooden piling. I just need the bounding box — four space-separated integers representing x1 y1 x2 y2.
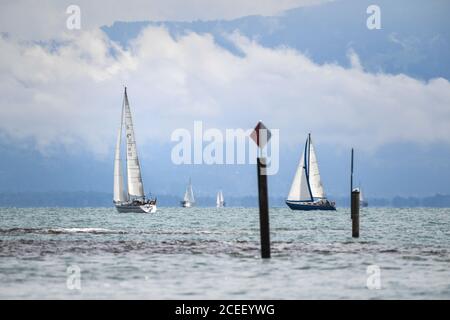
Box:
350 148 354 220
257 157 271 259
351 190 360 238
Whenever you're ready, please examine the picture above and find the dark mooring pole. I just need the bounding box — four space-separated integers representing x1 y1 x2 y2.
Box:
350 148 354 219
351 190 360 237
257 157 271 258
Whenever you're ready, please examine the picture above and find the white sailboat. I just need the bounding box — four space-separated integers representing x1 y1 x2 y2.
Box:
353 187 369 207
216 190 225 208
113 87 157 213
286 133 336 211
181 178 195 208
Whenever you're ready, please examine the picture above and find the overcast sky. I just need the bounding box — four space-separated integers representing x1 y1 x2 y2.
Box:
0 0 449 197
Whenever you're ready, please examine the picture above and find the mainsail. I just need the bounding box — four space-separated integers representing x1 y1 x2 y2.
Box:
123 88 145 199
184 179 195 203
113 101 127 203
287 134 326 202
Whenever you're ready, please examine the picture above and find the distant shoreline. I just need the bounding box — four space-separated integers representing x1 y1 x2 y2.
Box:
1 192 450 208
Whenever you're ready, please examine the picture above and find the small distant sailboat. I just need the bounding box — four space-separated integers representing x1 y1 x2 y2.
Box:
216 190 225 208
286 133 336 211
181 179 195 208
353 187 369 207
113 87 157 214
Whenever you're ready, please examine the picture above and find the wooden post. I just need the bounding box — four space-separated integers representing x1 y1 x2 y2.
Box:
250 121 272 259
351 190 360 238
257 157 271 259
350 148 354 219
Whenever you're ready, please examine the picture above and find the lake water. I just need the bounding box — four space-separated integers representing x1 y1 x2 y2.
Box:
0 207 449 299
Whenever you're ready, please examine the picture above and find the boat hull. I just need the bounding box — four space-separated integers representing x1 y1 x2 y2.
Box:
181 201 194 208
115 202 157 213
286 200 336 211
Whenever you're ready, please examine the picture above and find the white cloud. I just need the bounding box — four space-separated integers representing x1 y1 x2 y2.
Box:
0 0 329 40
1 26 450 157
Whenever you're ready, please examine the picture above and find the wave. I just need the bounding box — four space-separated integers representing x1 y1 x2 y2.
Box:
0 228 229 236
0 238 448 259
0 227 127 235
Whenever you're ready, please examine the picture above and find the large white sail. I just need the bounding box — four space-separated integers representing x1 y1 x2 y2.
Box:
123 88 145 199
113 103 126 203
184 180 195 203
308 137 325 199
287 147 313 201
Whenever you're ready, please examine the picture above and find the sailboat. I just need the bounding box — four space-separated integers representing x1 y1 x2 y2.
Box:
286 133 336 211
216 190 225 208
113 87 157 214
360 188 368 207
353 187 369 207
181 179 195 208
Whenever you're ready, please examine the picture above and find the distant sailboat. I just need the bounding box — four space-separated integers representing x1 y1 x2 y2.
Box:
113 87 157 213
181 179 195 208
216 190 225 208
286 134 336 211
353 187 369 207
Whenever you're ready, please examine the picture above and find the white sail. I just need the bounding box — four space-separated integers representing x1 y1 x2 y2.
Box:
184 180 195 203
216 190 224 207
359 188 365 202
113 103 127 203
123 88 145 199
287 147 313 201
308 137 325 199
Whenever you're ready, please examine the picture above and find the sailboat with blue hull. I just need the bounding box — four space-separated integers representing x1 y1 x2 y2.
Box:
286 134 336 211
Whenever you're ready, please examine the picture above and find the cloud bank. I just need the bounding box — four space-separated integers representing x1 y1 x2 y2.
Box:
1 26 450 157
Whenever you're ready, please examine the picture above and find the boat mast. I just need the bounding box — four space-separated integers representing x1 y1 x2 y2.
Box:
351 148 354 194
305 133 314 202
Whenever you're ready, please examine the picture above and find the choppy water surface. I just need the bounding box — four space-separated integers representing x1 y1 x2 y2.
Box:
0 207 449 299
